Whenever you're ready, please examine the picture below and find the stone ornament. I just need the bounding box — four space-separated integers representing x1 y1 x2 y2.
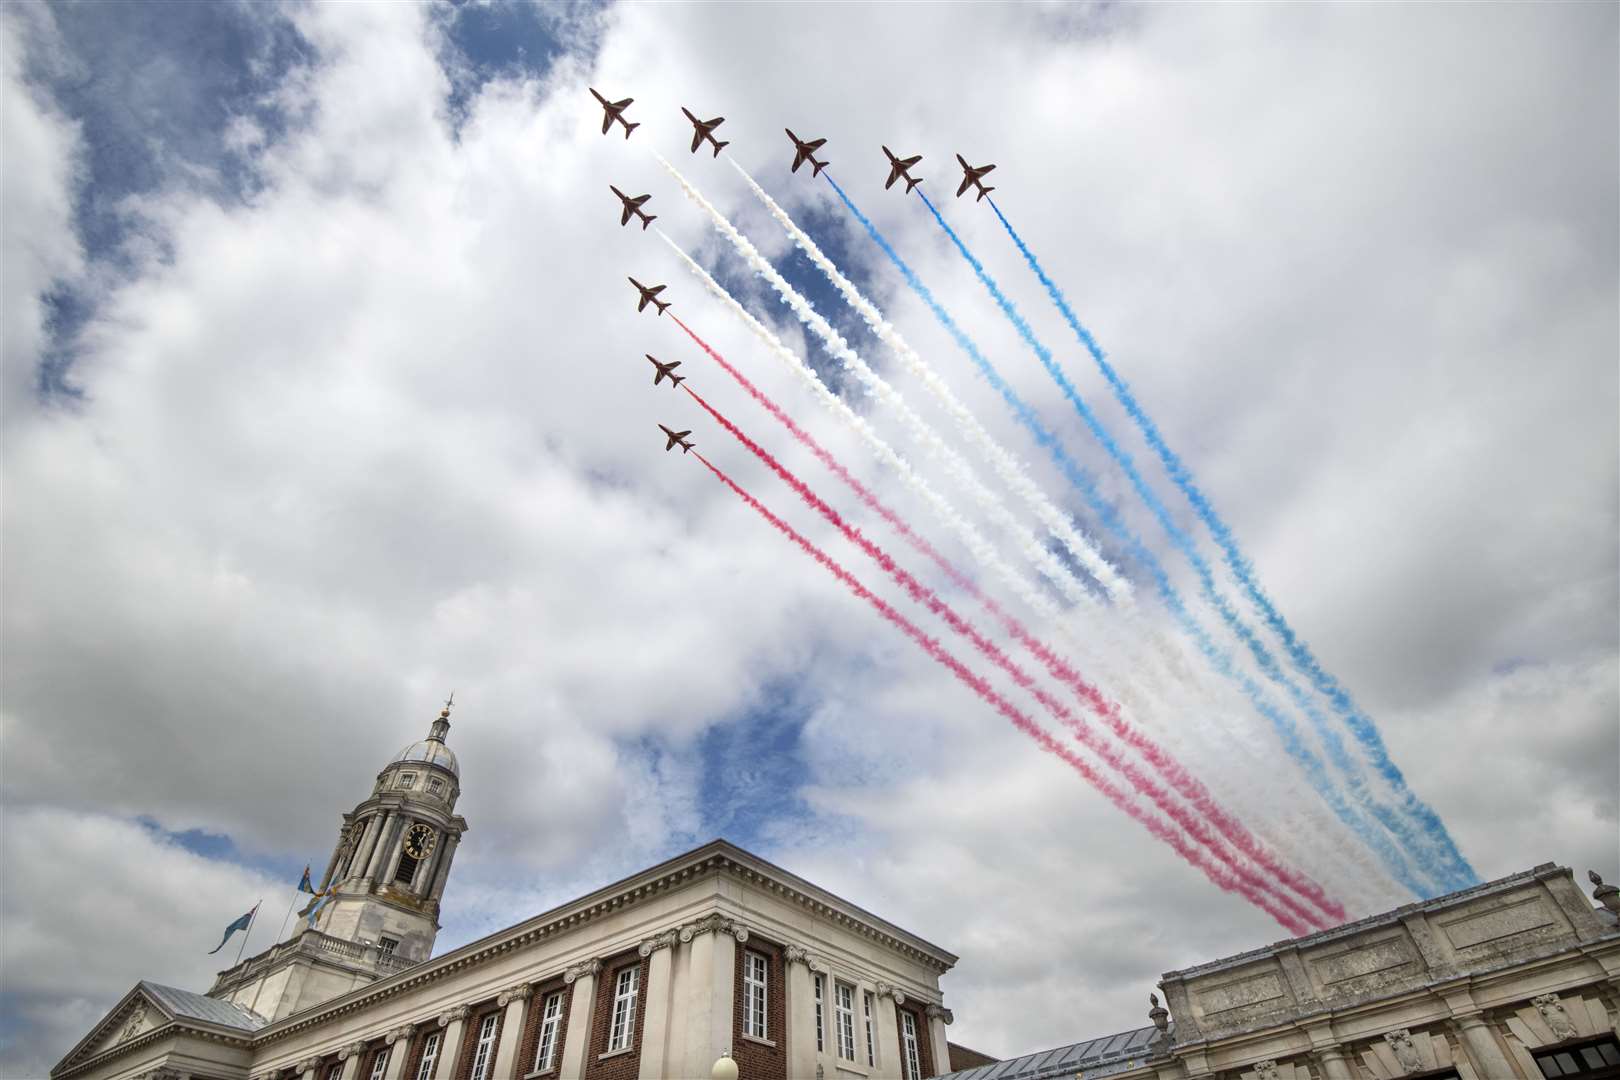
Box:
1148 993 1169 1033
678 913 750 943
875 981 907 1006
385 1024 417 1045
1591 871 1620 915
925 1003 955 1025
638 929 680 957
337 1041 366 1060
564 958 603 984
1533 994 1580 1041
291 1059 320 1075
437 1004 471 1026
118 1001 149 1043
498 983 535 1007
1253 1062 1279 1080
784 945 811 966
1384 1030 1423 1075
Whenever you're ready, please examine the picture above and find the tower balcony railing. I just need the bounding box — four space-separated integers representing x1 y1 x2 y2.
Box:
208 929 420 995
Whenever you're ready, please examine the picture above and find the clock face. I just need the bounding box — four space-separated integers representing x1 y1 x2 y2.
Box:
403 823 437 860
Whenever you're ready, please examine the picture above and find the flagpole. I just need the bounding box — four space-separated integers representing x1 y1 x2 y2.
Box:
275 886 302 944
234 899 262 966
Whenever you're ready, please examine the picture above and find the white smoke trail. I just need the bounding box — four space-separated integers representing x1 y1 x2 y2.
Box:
655 153 1112 620
732 161 1132 600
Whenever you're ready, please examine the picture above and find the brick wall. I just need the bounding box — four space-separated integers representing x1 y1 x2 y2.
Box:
895 1002 936 1079
516 978 572 1076
583 952 649 1080
360 1041 389 1080
731 938 786 1080
451 1001 503 1080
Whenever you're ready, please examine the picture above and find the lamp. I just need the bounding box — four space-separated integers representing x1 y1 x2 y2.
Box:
711 1051 739 1080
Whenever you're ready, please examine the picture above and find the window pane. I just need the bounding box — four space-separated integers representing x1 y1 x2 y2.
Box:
1536 1058 1561 1079
1599 1042 1620 1066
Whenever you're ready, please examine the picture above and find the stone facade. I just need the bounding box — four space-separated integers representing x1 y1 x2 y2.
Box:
940 861 1620 1080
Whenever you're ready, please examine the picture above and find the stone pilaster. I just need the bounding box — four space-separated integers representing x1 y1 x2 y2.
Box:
437 1006 471 1080
336 1042 367 1080
925 1004 953 1078
489 983 533 1078
785 947 820 1080
873 983 905 1080
558 959 602 1079
1452 1013 1522 1079
382 1025 416 1080
360 810 395 884
637 930 680 1079
677 915 744 1078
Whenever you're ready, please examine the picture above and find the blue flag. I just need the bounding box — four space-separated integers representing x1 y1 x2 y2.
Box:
298 865 315 894
305 889 335 930
208 903 258 955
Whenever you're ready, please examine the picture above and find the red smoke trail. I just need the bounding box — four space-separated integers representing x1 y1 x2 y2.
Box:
690 448 1308 934
670 315 1344 926
686 389 1326 932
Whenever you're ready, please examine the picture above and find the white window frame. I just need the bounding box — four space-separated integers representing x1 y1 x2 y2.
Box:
901 1010 922 1080
414 1031 441 1080
814 973 826 1053
863 990 877 1067
743 950 769 1040
608 965 640 1052
368 1049 390 1080
469 1012 499 1080
533 989 564 1072
325 1064 343 1080
397 772 416 788
835 982 857 1060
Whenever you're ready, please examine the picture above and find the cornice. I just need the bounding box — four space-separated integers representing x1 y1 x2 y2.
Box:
53 1018 256 1080
253 841 954 1047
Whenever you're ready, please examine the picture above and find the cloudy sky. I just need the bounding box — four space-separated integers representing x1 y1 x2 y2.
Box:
2 0 1616 1073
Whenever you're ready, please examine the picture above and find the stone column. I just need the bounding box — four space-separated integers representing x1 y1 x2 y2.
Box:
437 1006 471 1080
637 930 680 1080
1311 1045 1355 1080
382 1025 417 1080
427 831 462 904
677 914 743 1079
319 821 352 891
785 947 819 1080
873 984 905 1080
360 810 395 884
925 1004 953 1078
489 984 533 1078
1453 1013 1522 1079
558 959 602 1079
337 1042 367 1080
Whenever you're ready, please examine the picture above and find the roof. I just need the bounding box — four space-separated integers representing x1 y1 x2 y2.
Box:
939 1025 1167 1080
389 737 459 777
139 981 269 1031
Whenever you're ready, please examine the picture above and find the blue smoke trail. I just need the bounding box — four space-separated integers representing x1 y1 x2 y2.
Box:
985 198 1477 890
905 188 1472 892
827 178 1429 897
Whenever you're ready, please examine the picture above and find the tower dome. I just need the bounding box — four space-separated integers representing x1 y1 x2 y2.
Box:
387 696 459 777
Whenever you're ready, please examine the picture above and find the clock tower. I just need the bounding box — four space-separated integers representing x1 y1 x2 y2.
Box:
308 697 469 963
206 699 470 1021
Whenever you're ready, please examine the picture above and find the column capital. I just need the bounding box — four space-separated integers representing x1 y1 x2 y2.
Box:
679 913 750 943
925 1003 954 1024
874 981 907 1005
337 1041 366 1060
639 928 680 957
498 983 534 1007
438 1004 470 1026
564 957 603 984
385 1024 417 1045
292 1059 320 1075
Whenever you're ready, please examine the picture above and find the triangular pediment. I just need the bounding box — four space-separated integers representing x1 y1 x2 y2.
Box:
53 983 175 1075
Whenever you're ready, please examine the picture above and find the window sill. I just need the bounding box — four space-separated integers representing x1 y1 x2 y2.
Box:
523 1070 557 1079
826 1060 870 1078
740 1034 777 1049
597 1047 635 1061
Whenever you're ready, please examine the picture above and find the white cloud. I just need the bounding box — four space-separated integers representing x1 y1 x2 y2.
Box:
1 0 1615 1071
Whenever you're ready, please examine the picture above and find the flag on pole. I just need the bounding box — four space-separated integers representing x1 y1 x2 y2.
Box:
208 903 260 955
305 889 336 929
298 865 315 894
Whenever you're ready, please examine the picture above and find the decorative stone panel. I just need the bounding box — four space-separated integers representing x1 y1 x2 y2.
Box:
1503 991 1615 1075
1355 1028 1458 1079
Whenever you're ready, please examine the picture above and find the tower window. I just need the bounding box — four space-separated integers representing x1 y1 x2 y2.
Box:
378 936 399 958
397 772 416 788
393 852 420 885
429 777 444 795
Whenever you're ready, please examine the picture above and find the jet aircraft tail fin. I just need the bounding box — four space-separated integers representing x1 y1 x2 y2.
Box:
711 140 729 158
811 159 828 177
640 213 657 230
905 177 922 193
976 185 995 202
623 121 640 138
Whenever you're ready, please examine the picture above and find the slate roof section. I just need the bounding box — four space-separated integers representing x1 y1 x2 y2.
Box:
938 1024 1167 1080
141 981 269 1031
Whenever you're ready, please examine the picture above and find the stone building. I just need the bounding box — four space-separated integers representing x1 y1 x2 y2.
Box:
49 707 1620 1080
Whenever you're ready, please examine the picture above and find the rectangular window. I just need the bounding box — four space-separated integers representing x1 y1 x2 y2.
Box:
469 1012 499 1080
814 973 825 1053
743 950 769 1039
1535 1037 1620 1078
378 936 399 958
398 772 416 788
414 1031 441 1080
901 1010 921 1080
533 990 564 1072
368 1050 390 1080
608 965 639 1052
393 852 420 885
863 991 876 1067
835 982 856 1060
